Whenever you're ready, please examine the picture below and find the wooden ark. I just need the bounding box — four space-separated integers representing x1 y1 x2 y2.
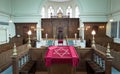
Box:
41 18 79 39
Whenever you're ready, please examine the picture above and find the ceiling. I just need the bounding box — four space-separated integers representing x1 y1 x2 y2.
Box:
49 0 71 2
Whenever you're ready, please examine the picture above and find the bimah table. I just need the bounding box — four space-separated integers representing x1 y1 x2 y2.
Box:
45 46 79 74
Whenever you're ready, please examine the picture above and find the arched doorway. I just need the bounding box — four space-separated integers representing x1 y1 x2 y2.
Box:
57 27 63 39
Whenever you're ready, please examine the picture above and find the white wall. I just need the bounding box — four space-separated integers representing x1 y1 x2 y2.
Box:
0 13 14 44
0 0 15 44
12 0 110 22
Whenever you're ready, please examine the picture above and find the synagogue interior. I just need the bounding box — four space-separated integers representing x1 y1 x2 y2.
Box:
0 0 120 74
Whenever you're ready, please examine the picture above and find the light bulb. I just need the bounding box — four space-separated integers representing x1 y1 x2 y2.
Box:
28 30 32 35
91 30 96 35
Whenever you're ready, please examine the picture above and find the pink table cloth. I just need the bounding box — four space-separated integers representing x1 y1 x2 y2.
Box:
45 46 79 67
58 40 63 43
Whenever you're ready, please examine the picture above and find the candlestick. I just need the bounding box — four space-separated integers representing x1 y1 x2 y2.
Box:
46 33 48 39
75 33 77 39
74 33 77 46
54 35 55 39
91 30 96 48
45 33 48 46
27 30 32 48
66 35 68 39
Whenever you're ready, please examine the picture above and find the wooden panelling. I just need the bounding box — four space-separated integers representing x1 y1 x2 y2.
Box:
84 22 108 47
76 48 92 71
84 22 107 38
15 23 37 43
41 18 79 38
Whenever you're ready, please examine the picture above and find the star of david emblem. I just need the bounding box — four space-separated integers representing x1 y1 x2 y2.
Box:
53 47 70 57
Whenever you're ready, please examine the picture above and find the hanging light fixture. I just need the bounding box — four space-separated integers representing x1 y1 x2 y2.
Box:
9 15 13 23
109 14 114 22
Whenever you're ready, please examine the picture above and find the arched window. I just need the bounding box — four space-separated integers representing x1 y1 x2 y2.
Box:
66 6 72 18
41 7 45 18
75 6 80 18
57 7 63 14
48 6 54 18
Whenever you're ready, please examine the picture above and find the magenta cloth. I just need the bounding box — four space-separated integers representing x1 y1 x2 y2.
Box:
45 46 79 67
58 40 63 43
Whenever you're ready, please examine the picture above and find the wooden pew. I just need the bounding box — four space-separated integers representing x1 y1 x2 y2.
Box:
19 61 36 74
86 60 105 74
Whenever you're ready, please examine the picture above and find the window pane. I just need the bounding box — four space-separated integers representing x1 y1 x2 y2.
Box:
75 6 80 18
111 22 117 38
41 7 45 18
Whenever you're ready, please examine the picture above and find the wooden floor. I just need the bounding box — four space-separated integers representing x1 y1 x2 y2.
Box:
35 71 87 74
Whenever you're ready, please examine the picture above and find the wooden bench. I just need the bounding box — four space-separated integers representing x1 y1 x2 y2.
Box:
19 61 36 74
86 60 105 74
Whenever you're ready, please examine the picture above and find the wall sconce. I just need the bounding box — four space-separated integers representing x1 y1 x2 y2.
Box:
99 26 104 29
85 26 90 30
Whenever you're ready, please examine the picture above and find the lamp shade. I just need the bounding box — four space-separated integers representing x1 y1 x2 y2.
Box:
28 30 32 35
91 30 96 35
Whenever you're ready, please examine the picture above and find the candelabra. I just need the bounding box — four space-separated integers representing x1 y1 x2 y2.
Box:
27 30 32 48
91 30 96 48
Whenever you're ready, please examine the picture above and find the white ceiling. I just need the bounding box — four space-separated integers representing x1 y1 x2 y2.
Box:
49 0 71 2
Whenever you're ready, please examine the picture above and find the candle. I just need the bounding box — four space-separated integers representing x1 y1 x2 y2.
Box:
46 33 48 39
75 33 77 39
66 35 68 39
54 35 55 39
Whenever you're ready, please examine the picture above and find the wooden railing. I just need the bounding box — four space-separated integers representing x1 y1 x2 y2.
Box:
0 44 28 73
0 42 22 53
11 44 29 74
92 44 113 74
92 48 113 74
96 44 120 71
76 44 113 74
10 44 113 74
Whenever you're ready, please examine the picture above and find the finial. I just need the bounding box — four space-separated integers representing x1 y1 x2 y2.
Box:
106 43 111 57
13 43 17 56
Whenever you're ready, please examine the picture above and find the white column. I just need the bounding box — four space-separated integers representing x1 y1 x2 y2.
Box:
37 16 42 41
117 21 119 38
78 19 81 37
39 17 42 40
80 20 84 40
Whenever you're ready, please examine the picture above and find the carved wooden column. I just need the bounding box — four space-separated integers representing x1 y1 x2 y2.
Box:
12 56 19 74
105 43 113 74
12 43 19 74
105 57 113 74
